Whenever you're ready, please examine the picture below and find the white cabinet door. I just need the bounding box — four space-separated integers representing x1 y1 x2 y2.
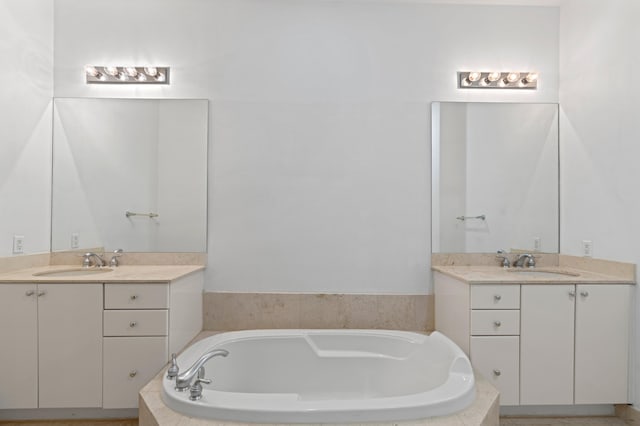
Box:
471 336 519 405
38 284 103 408
575 284 630 404
520 284 575 405
0 284 38 409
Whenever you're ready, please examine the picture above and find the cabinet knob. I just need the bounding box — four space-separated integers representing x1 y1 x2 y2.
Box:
580 291 589 297
37 290 46 297
129 321 137 328
568 290 576 297
494 321 502 327
493 369 501 376
130 295 138 300
25 290 35 296
494 295 502 301
129 370 138 378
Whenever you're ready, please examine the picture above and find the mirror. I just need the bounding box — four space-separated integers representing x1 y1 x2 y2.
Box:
431 102 559 253
51 98 208 253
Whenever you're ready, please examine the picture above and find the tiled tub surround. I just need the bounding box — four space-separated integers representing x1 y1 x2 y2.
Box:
204 292 434 331
432 255 635 410
138 331 500 426
0 261 204 418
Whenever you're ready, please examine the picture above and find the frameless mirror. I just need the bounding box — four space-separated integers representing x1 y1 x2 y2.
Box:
431 102 559 253
51 98 208 253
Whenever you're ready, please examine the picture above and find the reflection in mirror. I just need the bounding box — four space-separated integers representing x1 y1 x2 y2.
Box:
52 98 208 253
432 102 559 254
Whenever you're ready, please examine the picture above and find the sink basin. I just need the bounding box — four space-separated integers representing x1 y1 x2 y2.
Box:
507 269 579 278
33 268 114 277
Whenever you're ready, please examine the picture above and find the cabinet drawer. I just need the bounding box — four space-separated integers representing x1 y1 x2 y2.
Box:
471 285 520 309
104 283 169 309
104 310 168 336
471 310 520 335
103 337 168 409
471 336 520 405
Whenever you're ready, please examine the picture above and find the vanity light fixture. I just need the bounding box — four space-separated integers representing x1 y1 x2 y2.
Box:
85 66 170 84
458 71 539 89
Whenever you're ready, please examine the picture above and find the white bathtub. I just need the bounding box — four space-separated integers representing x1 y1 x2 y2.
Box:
162 329 475 423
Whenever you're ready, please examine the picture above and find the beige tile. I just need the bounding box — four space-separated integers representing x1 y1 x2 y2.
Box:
341 294 379 329
299 294 347 328
499 417 627 425
0 420 137 426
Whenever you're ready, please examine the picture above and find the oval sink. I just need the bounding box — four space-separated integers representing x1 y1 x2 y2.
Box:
33 268 114 277
507 269 579 278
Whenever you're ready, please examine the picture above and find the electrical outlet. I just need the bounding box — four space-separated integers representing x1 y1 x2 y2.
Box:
533 237 541 252
13 235 24 254
582 240 593 257
71 233 79 249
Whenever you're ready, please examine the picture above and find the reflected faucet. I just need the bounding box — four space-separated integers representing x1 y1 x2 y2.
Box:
175 349 229 391
513 253 536 268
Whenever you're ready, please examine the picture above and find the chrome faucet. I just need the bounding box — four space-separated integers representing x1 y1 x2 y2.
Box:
175 349 229 391
82 252 106 268
496 249 510 268
513 253 536 268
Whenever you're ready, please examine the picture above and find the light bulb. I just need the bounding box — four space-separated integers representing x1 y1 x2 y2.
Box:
125 67 138 77
486 72 501 82
155 72 165 82
523 72 539 84
136 73 147 82
506 72 520 83
461 78 471 87
468 72 482 82
118 72 129 81
84 65 99 77
104 66 119 76
144 67 158 77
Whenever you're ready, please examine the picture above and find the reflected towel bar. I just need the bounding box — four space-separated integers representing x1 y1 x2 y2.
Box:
456 215 486 221
125 211 159 218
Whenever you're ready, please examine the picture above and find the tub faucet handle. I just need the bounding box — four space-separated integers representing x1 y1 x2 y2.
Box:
167 353 179 380
189 367 212 401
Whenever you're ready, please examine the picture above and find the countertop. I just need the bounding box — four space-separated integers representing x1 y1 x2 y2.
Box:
0 264 205 283
432 265 636 285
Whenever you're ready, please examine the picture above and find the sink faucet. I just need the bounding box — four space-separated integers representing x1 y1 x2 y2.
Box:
174 349 229 392
513 253 536 268
109 248 124 267
82 252 106 268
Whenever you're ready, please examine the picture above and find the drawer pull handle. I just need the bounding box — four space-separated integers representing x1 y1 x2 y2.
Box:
580 291 589 297
130 295 138 300
494 321 502 327
129 321 137 328
25 290 35 296
493 369 501 376
129 370 138 378
494 295 502 301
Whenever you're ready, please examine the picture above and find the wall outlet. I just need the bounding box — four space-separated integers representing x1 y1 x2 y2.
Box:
582 240 593 257
13 235 24 254
533 237 541 252
71 233 79 249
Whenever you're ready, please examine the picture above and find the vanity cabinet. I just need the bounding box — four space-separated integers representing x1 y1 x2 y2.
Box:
521 284 631 405
0 284 102 409
434 272 632 407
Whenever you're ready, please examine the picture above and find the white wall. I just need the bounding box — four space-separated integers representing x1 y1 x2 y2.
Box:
0 0 53 257
53 0 559 293
559 0 640 407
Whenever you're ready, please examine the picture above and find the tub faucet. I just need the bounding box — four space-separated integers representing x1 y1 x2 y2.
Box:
175 349 229 391
82 252 105 268
513 253 536 268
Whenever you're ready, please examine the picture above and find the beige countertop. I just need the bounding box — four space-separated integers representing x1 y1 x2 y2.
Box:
432 265 635 285
0 264 205 283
